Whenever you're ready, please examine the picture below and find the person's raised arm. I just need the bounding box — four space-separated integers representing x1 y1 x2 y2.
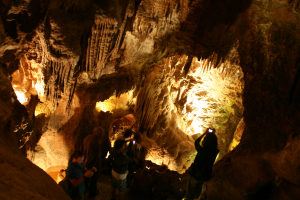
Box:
195 131 208 150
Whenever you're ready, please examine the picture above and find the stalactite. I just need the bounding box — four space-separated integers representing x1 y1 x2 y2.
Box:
45 59 77 110
290 0 300 11
86 36 91 72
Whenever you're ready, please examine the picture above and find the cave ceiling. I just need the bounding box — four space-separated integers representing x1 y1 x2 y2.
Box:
1 0 300 199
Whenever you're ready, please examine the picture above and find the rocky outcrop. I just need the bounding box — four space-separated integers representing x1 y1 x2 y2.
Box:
228 117 245 152
109 114 137 143
203 0 300 199
0 65 69 199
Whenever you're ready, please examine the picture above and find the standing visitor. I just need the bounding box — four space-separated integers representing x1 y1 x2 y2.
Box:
111 140 137 200
81 126 104 198
126 132 143 186
123 129 133 154
185 128 219 200
66 150 95 200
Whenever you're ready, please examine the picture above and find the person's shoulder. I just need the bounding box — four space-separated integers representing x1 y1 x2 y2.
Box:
66 162 75 175
83 134 99 144
84 134 96 140
68 162 75 168
118 152 128 159
68 162 84 169
79 163 85 169
68 162 79 169
82 135 91 143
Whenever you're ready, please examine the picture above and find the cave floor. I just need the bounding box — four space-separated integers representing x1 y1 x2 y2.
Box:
83 172 141 200
82 168 186 200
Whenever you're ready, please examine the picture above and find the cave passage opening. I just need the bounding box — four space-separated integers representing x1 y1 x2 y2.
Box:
10 52 245 183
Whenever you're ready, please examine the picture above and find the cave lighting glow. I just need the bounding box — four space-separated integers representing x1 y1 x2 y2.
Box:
14 90 28 104
106 151 110 159
29 132 70 183
144 55 243 173
184 57 243 136
11 57 46 105
95 89 136 113
30 60 45 102
35 102 52 117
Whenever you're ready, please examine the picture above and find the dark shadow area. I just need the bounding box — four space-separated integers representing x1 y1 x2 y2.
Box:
2 0 50 38
288 56 300 111
179 0 252 62
246 181 275 200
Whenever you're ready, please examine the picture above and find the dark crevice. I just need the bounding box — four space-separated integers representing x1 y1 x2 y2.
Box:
184 57 193 76
288 56 300 106
135 0 142 10
296 0 300 10
165 3 171 18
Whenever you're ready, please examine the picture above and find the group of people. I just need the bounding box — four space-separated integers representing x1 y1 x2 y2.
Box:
111 129 144 200
66 127 144 200
66 126 219 200
66 126 106 200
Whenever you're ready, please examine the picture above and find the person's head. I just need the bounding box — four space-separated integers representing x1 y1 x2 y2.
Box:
134 133 143 144
114 140 125 151
124 129 133 139
93 126 104 140
202 128 218 149
71 150 84 164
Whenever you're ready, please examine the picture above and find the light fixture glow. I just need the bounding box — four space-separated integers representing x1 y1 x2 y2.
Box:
184 57 243 136
95 89 136 113
14 91 28 104
105 151 110 159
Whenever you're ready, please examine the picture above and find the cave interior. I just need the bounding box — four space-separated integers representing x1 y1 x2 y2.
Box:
1 0 300 199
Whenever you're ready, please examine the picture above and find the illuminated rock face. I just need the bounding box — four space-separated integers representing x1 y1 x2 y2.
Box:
109 114 137 144
11 56 45 105
228 118 245 152
135 54 243 173
28 94 82 173
1 0 300 199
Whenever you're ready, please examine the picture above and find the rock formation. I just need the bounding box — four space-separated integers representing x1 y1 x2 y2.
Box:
0 59 69 199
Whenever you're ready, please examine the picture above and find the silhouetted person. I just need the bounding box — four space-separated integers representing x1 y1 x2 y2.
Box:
126 132 143 186
124 129 133 139
81 126 104 198
185 128 219 200
123 129 133 154
66 150 95 200
111 139 138 200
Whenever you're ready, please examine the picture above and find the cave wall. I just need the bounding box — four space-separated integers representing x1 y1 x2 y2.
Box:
0 64 69 199
204 0 300 199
